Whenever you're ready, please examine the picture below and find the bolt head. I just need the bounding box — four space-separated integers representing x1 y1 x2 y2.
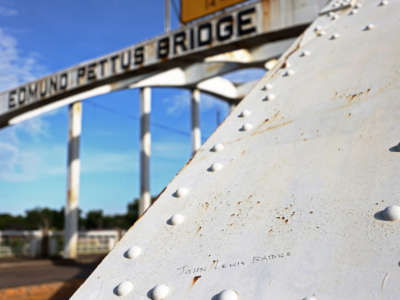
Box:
115 281 134 296
125 246 142 259
263 93 276 101
349 8 358 15
211 144 224 152
383 205 400 221
238 110 251 118
262 83 273 91
363 24 375 31
240 123 253 132
217 290 238 300
174 188 189 198
300 50 311 57
314 25 322 32
209 162 224 172
330 33 340 40
151 284 169 300
379 0 388 6
283 69 295 77
169 214 185 225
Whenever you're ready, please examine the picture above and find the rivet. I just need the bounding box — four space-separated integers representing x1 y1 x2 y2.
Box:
300 50 311 57
329 33 340 40
211 143 224 152
168 214 185 225
328 12 338 20
216 290 238 300
115 281 134 296
151 284 170 300
349 8 358 15
239 123 253 132
383 205 400 221
314 25 322 32
208 162 223 172
124 246 142 259
261 83 273 91
314 26 325 36
173 187 189 198
283 69 295 77
302 297 317 300
238 110 251 118
378 0 388 6
263 93 276 101
363 24 375 31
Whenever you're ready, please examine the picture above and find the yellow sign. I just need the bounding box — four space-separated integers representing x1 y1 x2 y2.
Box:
181 0 248 23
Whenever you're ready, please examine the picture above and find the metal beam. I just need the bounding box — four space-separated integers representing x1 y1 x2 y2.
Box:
64 101 82 259
190 89 201 154
1 0 326 128
129 38 295 91
139 87 151 215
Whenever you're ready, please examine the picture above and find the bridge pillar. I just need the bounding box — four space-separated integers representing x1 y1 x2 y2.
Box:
64 101 82 259
139 87 151 215
191 89 201 155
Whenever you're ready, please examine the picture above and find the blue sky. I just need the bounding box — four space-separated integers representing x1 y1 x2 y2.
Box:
0 0 264 215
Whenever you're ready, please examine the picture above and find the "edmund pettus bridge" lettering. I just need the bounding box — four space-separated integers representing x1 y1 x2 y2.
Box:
6 5 258 111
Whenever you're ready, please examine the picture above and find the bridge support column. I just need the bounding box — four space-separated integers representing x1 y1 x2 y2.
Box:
191 89 201 155
139 87 151 215
64 101 82 259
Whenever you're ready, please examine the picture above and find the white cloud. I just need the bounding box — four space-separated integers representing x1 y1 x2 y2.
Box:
163 90 229 116
0 27 57 182
163 90 190 115
0 28 45 90
0 140 48 182
0 6 17 17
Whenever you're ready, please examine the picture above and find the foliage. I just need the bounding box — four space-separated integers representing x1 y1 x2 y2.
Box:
0 196 157 231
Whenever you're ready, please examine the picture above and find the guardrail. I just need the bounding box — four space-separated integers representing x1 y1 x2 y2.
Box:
0 230 123 258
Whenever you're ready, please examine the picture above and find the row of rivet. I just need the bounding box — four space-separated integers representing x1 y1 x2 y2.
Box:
116 201 400 297
114 137 227 297
116 279 238 300
114 1 392 296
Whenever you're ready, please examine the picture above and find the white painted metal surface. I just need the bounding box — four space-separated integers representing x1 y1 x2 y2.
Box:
74 0 400 298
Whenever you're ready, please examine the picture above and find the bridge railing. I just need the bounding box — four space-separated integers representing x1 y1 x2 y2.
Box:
0 230 123 258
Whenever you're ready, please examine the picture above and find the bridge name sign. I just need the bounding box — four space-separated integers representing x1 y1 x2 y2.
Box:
0 0 312 128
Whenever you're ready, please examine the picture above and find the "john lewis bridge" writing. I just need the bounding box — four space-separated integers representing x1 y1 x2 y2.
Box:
177 251 291 276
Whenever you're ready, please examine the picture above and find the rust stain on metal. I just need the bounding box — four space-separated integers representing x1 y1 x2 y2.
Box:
67 189 78 205
252 120 293 136
270 33 305 79
331 88 371 110
191 275 201 287
261 0 271 31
